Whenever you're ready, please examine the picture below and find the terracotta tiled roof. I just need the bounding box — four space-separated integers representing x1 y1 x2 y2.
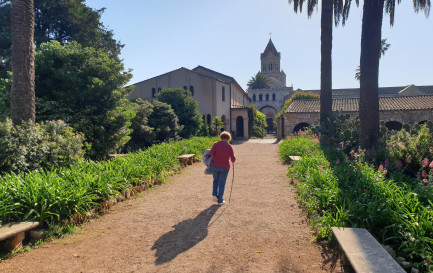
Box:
300 85 433 97
261 39 280 58
286 96 433 113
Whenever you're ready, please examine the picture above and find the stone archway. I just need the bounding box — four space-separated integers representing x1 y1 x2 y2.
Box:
236 116 244 138
259 106 278 133
293 122 311 133
385 121 403 131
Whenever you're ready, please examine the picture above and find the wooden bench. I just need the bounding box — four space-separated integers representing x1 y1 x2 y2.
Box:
0 222 40 250
331 227 405 273
176 154 195 167
108 153 128 159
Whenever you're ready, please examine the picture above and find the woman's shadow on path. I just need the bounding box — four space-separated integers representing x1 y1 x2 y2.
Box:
151 205 219 265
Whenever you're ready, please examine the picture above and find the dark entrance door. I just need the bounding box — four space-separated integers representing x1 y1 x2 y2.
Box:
266 118 273 133
236 116 244 138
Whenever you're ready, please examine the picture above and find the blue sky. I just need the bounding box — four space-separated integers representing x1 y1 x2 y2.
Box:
85 0 432 91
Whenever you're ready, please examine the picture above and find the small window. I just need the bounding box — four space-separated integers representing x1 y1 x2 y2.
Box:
207 114 211 125
190 85 194 96
222 86 225 101
269 63 272 70
259 94 262 101
183 86 187 90
266 94 269 101
158 87 161 92
253 94 256 101
272 93 276 101
152 88 156 97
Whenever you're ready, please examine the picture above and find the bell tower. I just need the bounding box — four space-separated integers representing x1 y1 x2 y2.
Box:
260 38 286 88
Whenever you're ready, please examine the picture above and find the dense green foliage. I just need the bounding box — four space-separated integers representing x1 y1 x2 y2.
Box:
211 116 223 136
156 88 202 138
247 72 270 89
280 134 433 272
0 0 123 76
35 41 134 159
0 137 216 227
249 104 266 138
0 72 11 121
0 119 86 173
277 91 319 117
385 123 433 177
126 99 181 151
148 101 181 143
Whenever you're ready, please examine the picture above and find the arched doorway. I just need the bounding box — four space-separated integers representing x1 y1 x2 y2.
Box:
293 123 311 133
259 106 278 134
385 121 403 131
236 116 244 138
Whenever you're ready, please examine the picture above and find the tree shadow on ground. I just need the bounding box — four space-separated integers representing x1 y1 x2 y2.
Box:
318 239 355 273
151 205 219 265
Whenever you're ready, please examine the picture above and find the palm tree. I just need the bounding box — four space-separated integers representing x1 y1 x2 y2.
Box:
355 39 390 80
247 72 270 89
11 0 35 124
288 0 347 124
359 0 430 148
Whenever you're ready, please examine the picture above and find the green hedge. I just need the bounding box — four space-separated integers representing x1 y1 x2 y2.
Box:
279 135 433 272
0 137 217 227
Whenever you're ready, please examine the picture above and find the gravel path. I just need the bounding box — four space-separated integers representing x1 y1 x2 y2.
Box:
0 139 344 273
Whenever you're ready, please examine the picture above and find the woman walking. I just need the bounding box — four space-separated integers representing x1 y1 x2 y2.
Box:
208 131 236 205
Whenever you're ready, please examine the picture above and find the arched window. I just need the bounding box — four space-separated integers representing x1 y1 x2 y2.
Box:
272 93 276 101
207 114 211 125
183 86 187 90
259 94 262 101
152 88 156 97
222 86 225 101
265 94 269 101
190 85 194 96
269 63 272 70
253 94 256 101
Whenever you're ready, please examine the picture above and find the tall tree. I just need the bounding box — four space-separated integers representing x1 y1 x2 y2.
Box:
11 0 35 124
156 88 202 138
359 0 430 148
35 41 133 159
288 0 347 124
0 0 123 77
247 72 270 89
355 39 390 80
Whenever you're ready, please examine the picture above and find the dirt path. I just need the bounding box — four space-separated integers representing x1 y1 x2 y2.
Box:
0 139 344 273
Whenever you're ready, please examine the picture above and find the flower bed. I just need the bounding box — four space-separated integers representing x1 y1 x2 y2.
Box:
279 135 433 272
0 137 216 228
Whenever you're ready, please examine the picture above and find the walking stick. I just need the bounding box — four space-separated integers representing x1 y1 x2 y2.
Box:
229 162 234 203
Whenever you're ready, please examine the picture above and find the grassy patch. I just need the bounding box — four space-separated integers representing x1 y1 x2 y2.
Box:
279 135 433 272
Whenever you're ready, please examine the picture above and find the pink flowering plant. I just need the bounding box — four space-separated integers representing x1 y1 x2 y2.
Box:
385 125 433 177
280 132 433 272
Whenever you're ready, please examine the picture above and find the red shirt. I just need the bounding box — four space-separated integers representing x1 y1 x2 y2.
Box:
209 141 236 170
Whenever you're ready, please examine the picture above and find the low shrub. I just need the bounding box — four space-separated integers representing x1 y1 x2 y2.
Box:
0 137 216 228
0 119 86 173
385 124 433 177
280 134 433 272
